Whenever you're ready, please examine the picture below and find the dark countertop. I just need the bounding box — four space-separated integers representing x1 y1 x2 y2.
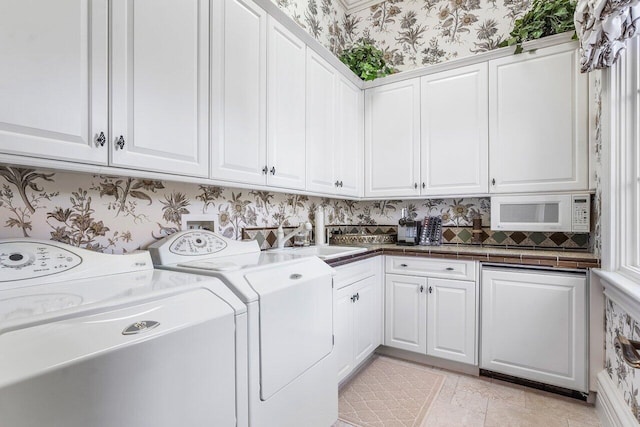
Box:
324 244 600 270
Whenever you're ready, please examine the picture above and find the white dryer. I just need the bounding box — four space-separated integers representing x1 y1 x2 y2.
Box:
0 239 248 427
148 230 338 427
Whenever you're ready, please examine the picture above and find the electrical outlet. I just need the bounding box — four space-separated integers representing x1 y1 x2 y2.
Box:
181 214 216 231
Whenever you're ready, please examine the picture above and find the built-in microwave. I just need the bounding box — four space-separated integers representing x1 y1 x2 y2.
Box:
490 194 591 233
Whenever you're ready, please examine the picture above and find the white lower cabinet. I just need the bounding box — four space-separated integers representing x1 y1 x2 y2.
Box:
384 256 478 365
384 274 427 353
334 258 382 383
480 267 587 392
427 278 476 365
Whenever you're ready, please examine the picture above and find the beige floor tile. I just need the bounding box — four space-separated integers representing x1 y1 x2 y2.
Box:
434 375 459 404
456 375 526 407
484 399 569 427
422 399 486 427
567 419 600 427
524 389 599 425
451 389 489 413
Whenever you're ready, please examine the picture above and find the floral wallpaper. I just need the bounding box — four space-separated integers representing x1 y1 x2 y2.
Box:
605 297 640 422
272 0 533 73
0 166 492 253
346 0 531 72
272 0 347 55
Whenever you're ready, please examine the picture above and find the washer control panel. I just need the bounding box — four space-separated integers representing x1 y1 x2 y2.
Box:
169 231 228 256
0 242 82 282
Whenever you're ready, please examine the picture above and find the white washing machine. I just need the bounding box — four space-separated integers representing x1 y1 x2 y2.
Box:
0 239 248 427
148 230 338 427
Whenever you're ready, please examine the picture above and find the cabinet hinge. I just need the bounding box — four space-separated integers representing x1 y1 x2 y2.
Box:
332 335 335 346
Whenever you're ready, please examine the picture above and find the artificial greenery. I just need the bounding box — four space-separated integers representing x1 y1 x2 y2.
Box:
499 0 577 54
339 40 394 81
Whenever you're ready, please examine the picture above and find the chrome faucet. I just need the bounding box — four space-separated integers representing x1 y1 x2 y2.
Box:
277 222 312 249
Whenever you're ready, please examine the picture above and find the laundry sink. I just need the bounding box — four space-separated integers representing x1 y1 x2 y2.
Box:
269 245 367 260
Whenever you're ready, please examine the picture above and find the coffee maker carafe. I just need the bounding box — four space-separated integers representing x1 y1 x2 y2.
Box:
397 208 419 245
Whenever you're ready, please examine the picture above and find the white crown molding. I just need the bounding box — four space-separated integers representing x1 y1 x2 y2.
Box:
336 0 383 15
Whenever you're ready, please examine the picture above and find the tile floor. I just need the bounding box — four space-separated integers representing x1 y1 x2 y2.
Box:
336 360 600 427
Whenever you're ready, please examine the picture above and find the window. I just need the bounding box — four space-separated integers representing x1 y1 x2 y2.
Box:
608 35 640 281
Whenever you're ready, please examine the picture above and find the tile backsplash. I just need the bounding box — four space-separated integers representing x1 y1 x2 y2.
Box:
0 166 592 253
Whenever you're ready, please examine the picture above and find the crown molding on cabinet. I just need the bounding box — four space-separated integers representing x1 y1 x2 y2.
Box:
363 32 577 89
252 0 364 89
335 0 383 15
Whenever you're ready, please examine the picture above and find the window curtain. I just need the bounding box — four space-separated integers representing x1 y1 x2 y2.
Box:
575 0 640 72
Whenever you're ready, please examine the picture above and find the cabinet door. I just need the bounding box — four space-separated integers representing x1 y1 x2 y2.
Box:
334 285 355 383
111 0 209 177
481 268 587 392
365 79 421 198
211 0 267 184
0 0 108 165
336 77 364 197
427 278 476 365
421 64 488 195
384 274 427 353
266 18 306 190
353 275 380 366
489 42 588 193
305 51 337 194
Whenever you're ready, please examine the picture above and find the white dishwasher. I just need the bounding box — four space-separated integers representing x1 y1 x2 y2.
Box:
0 239 248 427
480 266 588 393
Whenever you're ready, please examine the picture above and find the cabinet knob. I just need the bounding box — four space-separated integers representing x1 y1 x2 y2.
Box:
445 267 454 271
428 286 433 294
356 292 359 301
491 178 496 186
262 166 268 175
414 183 418 189
335 180 340 187
420 285 424 293
96 131 106 147
116 135 125 150
422 182 425 189
270 166 276 175
350 295 356 303
400 263 408 267
339 181 343 187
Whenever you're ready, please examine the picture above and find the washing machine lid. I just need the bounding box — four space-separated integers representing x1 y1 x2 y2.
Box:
0 288 235 390
0 269 246 330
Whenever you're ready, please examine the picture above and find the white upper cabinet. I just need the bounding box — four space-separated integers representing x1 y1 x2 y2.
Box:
306 51 337 194
488 42 588 193
307 66 363 197
335 77 364 197
211 0 267 184
0 0 108 165
365 79 421 198
266 18 306 190
421 63 488 195
111 0 209 177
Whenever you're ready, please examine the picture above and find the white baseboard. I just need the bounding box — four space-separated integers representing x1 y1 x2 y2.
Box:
596 370 639 427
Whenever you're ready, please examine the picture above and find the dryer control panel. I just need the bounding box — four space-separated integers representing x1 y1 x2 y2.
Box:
0 242 82 282
169 231 228 256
